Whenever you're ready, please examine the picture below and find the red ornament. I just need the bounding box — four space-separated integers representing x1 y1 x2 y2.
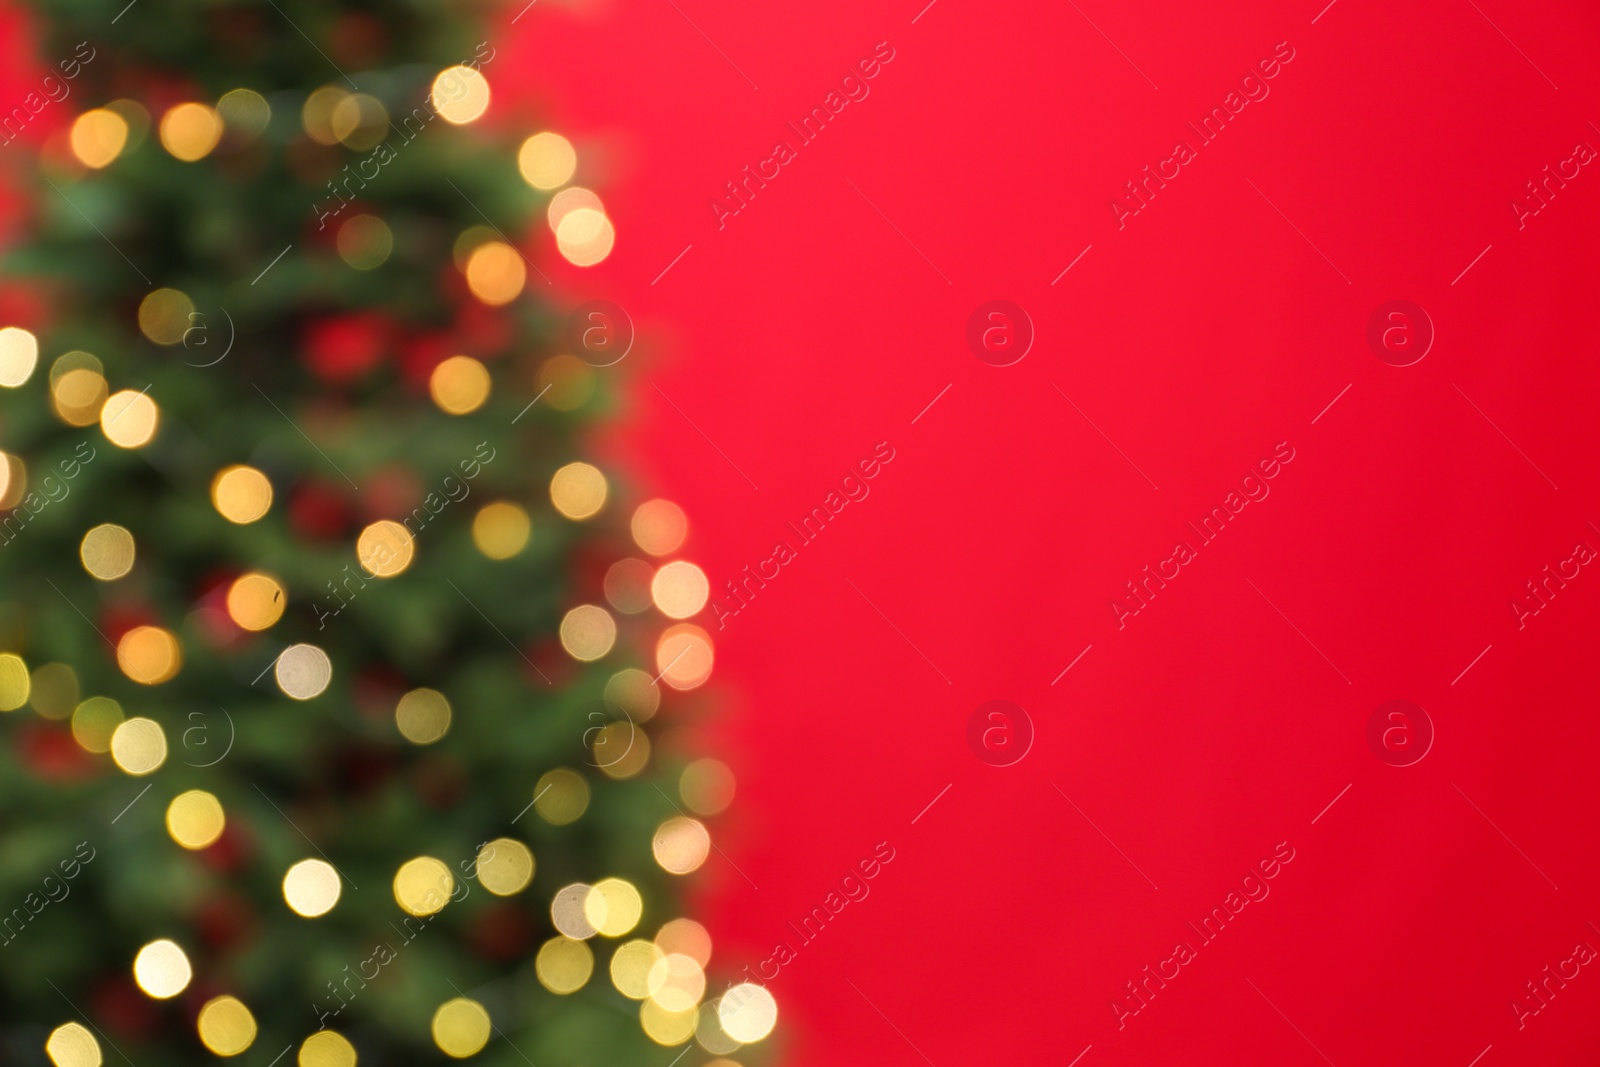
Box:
290 479 352 541
301 312 391 384
17 723 97 782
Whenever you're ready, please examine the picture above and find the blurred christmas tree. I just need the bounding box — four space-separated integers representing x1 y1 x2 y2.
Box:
0 0 774 1064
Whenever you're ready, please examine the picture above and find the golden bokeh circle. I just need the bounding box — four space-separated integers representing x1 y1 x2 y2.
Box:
357 520 415 577
71 696 123 753
652 817 710 875
227 572 286 631
656 624 713 690
138 288 193 345
0 653 30 711
655 918 712 968
547 187 603 232
394 688 451 745
53 367 109 426
336 214 393 271
518 132 577 190
116 626 181 685
431 998 491 1058
275 644 332 700
610 939 664 1000
587 877 643 938
0 452 25 510
647 953 706 1011
559 604 616 662
166 790 225 850
680 758 736 816
640 1000 698 1046
535 936 593 994
297 1031 356 1067
718 983 778 1043
550 462 607 520
283 859 342 918
70 108 129 169
80 524 135 581
552 883 600 939
301 85 348 145
197 995 257 1056
697 999 743 1055
101 390 159 448
330 93 388 150
429 355 492 414
217 88 271 139
471 501 530 560
45 1022 101 1067
0 326 39 387
212 465 272 524
463 242 525 306
604 668 660 722
594 722 650 780
158 102 222 161
556 208 616 268
533 768 590 825
604 559 655 615
431 66 490 124
29 662 78 719
132 939 192 999
651 561 709 619
110 717 167 775
631 500 688 557
476 838 534 896
394 856 454 917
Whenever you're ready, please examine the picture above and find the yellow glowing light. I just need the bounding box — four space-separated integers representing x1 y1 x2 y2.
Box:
71 696 123 753
166 790 225 850
197 996 257 1057
301 86 349 146
117 626 181 685
30 662 78 719
547 187 604 232
472 501 530 560
394 688 451 745
587 877 643 937
611 939 664 1000
463 241 526 306
431 998 491 1059
357 520 414 577
275 643 332 700
0 653 29 711
451 226 497 271
110 717 167 775
70 108 129 169
518 131 577 190
718 983 777 1043
432 66 490 124
138 288 194 345
159 102 222 161
45 1022 101 1067
604 558 654 615
297 1031 356 1067
283 859 342 917
336 215 393 271
655 918 712 968
651 561 709 619
552 883 600 939
632 500 688 556
535 936 593 994
556 208 616 268
641 1000 698 1046
133 939 192 999
330 93 388 150
0 326 39 387
534 768 590 825
535 353 595 411
476 838 534 896
681 758 736 816
595 722 649 780
559 604 616 662
604 668 660 722
217 88 271 139
550 462 606 520
656 624 713 690
52 367 109 426
653 817 710 875
0 452 24 509
648 953 706 1011
211 465 273 524
429 355 492 414
394 856 454 917
101 389 159 449
81 525 136 581
697 1000 742 1055
227 572 286 631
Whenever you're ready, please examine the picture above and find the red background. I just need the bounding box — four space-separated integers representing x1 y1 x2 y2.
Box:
11 0 1600 1063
